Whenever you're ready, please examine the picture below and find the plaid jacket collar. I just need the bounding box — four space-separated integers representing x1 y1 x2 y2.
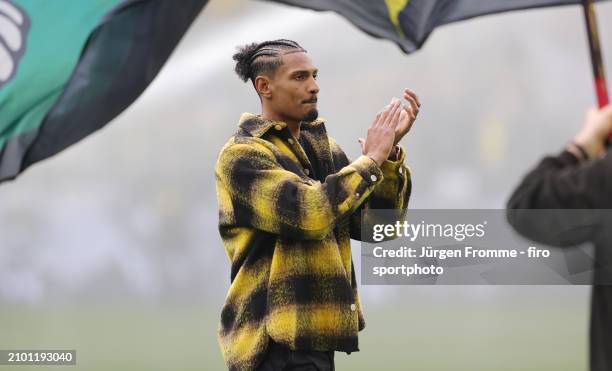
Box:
238 112 333 182
238 112 326 138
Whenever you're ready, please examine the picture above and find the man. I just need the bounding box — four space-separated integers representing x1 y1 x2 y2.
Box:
215 39 420 371
507 105 612 371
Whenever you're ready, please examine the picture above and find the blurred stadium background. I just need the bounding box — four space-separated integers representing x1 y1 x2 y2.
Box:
1 0 611 369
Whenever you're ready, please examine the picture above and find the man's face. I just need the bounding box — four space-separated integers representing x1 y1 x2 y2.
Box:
267 51 320 123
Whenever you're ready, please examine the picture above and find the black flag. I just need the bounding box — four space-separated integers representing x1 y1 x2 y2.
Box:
263 0 610 53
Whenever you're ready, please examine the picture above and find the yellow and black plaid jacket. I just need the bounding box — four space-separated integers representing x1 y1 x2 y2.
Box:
215 113 411 371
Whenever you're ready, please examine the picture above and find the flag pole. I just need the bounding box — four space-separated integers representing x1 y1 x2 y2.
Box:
582 0 609 108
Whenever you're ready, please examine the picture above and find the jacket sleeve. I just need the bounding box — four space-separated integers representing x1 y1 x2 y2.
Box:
215 139 386 240
506 148 612 246
326 138 412 242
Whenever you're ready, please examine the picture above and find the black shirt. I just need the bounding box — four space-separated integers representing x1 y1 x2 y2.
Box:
507 147 612 371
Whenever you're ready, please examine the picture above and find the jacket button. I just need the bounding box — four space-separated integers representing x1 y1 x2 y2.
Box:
274 124 283 131
355 192 360 198
288 138 294 144
304 168 310 175
370 174 378 182
350 304 356 311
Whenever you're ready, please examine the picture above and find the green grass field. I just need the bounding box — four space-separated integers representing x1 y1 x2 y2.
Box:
0 298 588 371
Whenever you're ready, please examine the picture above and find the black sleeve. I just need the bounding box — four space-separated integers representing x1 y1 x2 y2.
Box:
506 148 612 246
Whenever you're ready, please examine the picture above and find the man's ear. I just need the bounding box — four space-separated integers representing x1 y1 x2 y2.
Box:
255 75 272 99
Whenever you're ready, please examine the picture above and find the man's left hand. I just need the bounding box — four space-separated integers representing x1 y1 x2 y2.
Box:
395 88 420 145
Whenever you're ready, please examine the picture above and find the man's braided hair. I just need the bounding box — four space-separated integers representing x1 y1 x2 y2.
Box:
232 39 306 84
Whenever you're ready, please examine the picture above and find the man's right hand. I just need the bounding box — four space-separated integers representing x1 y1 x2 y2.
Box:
360 98 403 166
570 105 612 159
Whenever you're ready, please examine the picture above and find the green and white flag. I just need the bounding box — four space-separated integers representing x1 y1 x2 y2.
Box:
0 0 207 183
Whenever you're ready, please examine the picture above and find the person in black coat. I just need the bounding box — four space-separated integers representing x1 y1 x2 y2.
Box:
507 105 612 371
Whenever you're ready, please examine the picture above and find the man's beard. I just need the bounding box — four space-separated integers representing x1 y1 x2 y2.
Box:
302 109 319 123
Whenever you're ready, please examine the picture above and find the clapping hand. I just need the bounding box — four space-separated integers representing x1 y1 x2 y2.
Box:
395 88 420 145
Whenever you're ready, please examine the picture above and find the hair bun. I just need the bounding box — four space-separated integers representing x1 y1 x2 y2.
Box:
232 42 260 82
